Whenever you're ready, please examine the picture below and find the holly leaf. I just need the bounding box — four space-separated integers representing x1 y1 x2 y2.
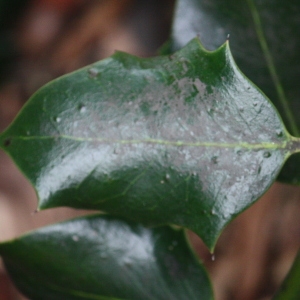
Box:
0 38 298 249
0 215 213 300
170 0 300 184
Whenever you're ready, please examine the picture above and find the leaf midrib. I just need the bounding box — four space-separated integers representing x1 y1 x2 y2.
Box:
9 135 289 150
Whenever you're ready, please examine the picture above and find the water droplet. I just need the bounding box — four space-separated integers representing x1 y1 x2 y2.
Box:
276 130 283 137
263 151 271 158
211 156 218 164
239 107 244 112
165 174 170 181
100 253 107 259
236 149 243 156
253 102 258 107
160 180 165 184
211 208 217 215
123 259 132 267
78 104 86 113
88 68 99 78
54 117 61 123
211 254 216 261
72 235 79 242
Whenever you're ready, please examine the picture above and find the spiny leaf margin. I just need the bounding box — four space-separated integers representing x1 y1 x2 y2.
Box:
0 38 294 250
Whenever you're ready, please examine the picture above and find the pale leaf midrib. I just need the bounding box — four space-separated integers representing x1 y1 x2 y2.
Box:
13 135 289 150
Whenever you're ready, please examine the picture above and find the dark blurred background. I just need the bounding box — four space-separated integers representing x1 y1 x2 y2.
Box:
0 1 299 299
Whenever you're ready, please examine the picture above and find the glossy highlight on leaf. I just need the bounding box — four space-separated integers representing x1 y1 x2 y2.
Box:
0 215 213 300
0 38 297 249
170 0 300 184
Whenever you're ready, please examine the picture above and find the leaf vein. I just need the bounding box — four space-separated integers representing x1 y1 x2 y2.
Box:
16 135 288 149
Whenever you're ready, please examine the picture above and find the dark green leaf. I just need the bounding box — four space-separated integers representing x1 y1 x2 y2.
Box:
273 252 300 300
0 38 298 249
171 0 300 184
0 214 213 300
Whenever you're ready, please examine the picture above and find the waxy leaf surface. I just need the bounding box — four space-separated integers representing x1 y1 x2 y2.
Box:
0 38 294 249
170 0 300 184
0 215 213 300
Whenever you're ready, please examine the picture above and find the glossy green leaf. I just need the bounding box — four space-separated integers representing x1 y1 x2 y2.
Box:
0 214 213 300
1 38 299 249
273 252 300 300
170 0 300 184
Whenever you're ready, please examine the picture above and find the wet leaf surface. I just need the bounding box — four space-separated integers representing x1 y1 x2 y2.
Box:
170 0 300 184
0 215 213 300
0 38 297 249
